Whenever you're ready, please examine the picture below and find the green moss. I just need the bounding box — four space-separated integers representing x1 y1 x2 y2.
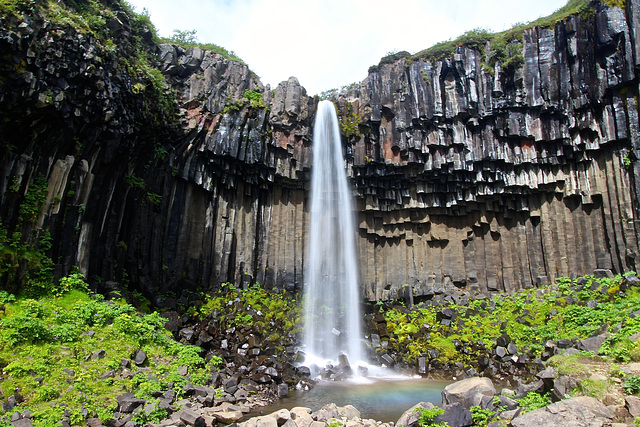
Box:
547 353 599 375
222 89 266 114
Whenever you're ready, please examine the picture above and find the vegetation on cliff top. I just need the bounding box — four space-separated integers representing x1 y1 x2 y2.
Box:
369 0 599 73
0 0 176 119
159 28 246 64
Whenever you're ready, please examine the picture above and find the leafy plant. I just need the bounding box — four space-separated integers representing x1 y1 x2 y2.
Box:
625 375 640 394
515 392 551 413
54 272 90 297
18 174 48 223
470 406 495 426
413 407 447 427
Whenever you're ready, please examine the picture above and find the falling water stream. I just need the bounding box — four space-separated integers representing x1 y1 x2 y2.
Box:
288 101 449 420
303 100 363 368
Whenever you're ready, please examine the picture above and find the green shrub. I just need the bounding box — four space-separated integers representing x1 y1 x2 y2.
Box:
413 407 446 427
515 392 551 413
470 405 495 426
54 272 89 297
625 375 640 394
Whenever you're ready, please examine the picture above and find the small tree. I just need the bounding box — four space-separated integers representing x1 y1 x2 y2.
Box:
169 29 198 46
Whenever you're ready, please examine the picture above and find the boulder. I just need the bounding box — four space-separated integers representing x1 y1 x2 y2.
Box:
11 419 33 427
626 395 640 417
133 349 147 366
437 402 472 427
338 405 361 420
552 375 578 401
178 407 205 427
116 393 146 413
290 407 314 427
577 335 608 353
312 403 340 421
511 396 613 427
442 377 496 408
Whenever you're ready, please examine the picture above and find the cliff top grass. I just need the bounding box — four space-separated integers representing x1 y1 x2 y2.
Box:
158 29 246 64
370 0 606 72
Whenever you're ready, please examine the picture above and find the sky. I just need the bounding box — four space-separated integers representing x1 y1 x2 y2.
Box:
126 0 569 95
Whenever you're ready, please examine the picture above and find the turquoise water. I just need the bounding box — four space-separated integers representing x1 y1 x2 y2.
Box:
250 378 449 423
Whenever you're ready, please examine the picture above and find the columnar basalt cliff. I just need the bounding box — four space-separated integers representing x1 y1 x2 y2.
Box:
1 1 640 302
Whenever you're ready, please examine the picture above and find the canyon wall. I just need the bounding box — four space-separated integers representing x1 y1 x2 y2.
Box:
1 1 640 301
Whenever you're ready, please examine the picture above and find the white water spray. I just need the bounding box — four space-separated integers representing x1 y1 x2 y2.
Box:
303 100 363 369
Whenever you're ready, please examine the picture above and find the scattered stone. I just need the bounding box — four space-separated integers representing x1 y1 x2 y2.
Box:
116 393 146 413
277 383 289 397
178 407 205 427
100 370 115 379
133 349 147 366
91 350 106 360
577 334 608 353
11 419 33 427
206 408 244 424
312 403 340 421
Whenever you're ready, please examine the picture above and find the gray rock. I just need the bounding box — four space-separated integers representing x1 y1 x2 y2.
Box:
511 396 613 427
312 403 340 421
133 349 147 366
116 393 146 413
338 404 360 420
437 402 473 427
442 377 496 408
577 334 608 353
626 395 640 417
277 383 289 397
178 407 205 427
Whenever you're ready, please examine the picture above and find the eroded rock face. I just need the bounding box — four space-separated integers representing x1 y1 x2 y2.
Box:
1 1 640 300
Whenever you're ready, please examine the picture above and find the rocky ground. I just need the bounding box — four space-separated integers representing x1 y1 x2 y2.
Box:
8 326 640 427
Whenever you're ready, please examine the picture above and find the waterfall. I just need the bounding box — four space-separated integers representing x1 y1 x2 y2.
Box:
303 100 363 368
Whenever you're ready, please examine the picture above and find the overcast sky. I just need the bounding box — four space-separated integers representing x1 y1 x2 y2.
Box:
126 0 569 95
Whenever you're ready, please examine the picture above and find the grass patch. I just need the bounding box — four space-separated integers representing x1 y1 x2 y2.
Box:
380 273 640 367
576 378 611 399
0 277 223 426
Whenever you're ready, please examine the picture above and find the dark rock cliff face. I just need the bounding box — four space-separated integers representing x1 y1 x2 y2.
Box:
1 1 640 301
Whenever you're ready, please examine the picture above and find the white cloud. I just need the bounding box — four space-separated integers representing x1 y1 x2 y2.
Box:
127 0 568 95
